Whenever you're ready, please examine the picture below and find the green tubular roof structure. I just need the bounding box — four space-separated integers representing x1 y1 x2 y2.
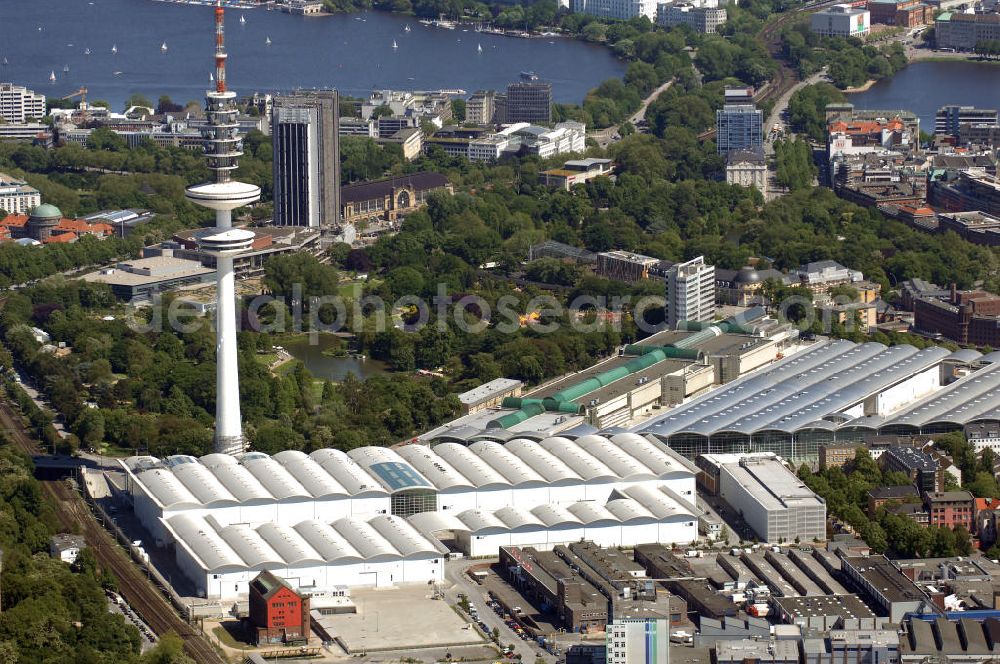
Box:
486 308 769 429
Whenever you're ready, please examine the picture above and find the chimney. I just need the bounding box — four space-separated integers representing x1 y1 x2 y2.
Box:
951 282 958 304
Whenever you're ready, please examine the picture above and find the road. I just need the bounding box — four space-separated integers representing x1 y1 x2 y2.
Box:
764 69 828 147
589 78 675 148
0 393 226 664
629 78 675 126
444 559 557 662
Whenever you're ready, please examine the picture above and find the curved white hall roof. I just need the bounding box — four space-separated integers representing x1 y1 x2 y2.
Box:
122 433 697 510
163 513 445 573
635 340 991 440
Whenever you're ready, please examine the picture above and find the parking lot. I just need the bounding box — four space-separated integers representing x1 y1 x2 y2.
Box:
320 585 486 654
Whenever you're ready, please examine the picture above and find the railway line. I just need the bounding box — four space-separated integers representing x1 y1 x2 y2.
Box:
0 397 226 664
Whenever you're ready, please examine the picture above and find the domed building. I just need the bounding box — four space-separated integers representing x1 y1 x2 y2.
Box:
716 265 785 306
0 204 114 244
26 204 63 242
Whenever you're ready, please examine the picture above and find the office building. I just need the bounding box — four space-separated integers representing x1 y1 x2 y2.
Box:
936 211 1000 247
707 454 827 543
543 158 615 190
0 83 45 124
596 250 662 283
936 105 998 137
572 0 659 20
931 171 1000 217
810 4 870 37
466 90 495 125
966 421 1000 454
665 256 716 328
80 256 215 300
882 446 943 492
0 172 41 215
935 12 1000 51
717 93 763 155
271 90 341 228
657 4 728 33
506 82 552 125
726 148 768 192
923 490 974 530
605 618 669 664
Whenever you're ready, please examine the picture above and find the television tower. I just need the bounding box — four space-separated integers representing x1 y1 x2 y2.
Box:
185 1 260 455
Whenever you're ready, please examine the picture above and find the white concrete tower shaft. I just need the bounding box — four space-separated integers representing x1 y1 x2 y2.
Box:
185 1 260 455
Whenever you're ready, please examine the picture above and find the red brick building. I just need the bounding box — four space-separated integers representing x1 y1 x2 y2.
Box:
923 490 975 531
913 286 1000 346
867 0 930 26
247 571 310 645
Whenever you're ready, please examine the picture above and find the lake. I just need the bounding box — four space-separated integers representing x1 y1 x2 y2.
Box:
281 334 388 382
0 0 625 110
849 60 1000 132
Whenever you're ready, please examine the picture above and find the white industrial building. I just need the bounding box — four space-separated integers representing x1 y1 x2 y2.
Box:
699 453 826 543
810 4 870 37
571 0 660 21
120 433 699 599
164 513 448 599
636 341 1000 462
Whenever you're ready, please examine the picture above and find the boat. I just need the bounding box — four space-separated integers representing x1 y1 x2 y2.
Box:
84 47 91 55
113 71 122 76
161 41 168 52
63 64 69 72
2 58 7 66
520 70 539 80
404 24 411 32
265 36 271 45
239 14 246 24
392 39 398 49
49 71 56 82
111 44 117 54
209 72 214 82
477 43 482 53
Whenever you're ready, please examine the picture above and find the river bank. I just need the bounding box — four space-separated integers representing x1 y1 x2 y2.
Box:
848 59 1000 129
0 0 624 109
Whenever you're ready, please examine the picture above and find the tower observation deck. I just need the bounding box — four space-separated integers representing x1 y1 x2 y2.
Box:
185 1 261 455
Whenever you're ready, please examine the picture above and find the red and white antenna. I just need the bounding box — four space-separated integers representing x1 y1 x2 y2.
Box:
214 0 227 93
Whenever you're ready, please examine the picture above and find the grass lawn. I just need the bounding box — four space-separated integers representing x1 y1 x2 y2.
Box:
254 352 278 366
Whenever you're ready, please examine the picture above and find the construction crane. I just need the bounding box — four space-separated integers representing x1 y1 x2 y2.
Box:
61 87 89 122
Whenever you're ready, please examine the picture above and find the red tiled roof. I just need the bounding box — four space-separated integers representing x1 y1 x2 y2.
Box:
43 232 77 244
976 498 1000 511
0 215 29 229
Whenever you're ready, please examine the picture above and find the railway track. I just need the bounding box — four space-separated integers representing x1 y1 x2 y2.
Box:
0 398 226 664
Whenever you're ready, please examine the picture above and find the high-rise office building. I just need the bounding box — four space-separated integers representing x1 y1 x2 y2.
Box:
935 105 998 137
506 82 552 125
666 255 716 328
606 618 670 664
0 83 46 124
272 90 341 228
466 90 496 125
716 88 763 155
